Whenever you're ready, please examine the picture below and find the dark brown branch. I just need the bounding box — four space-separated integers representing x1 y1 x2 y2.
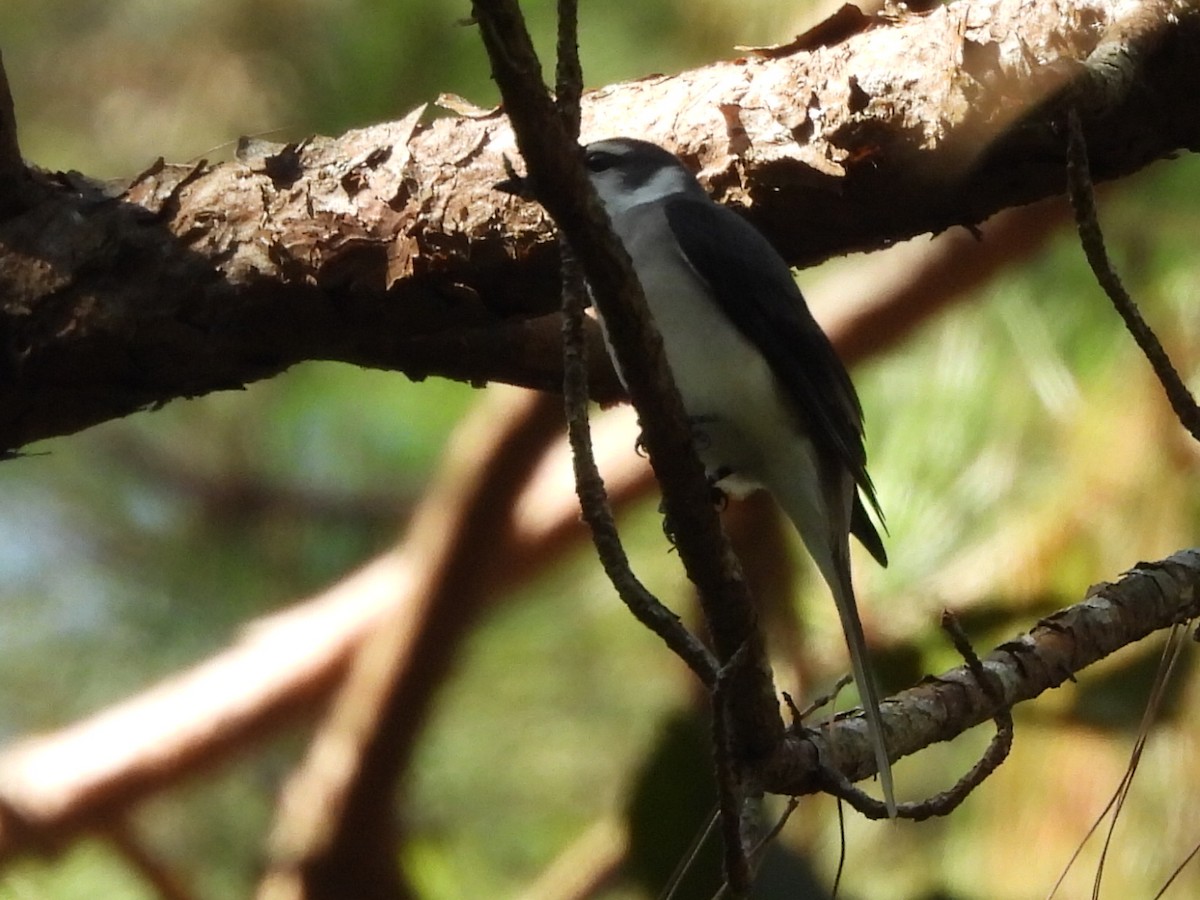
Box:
560 236 717 683
475 5 775 891
554 0 583 137
472 0 782 757
1064 107 1200 441
1 0 1197 453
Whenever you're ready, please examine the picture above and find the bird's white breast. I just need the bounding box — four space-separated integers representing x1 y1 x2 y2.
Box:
597 202 810 499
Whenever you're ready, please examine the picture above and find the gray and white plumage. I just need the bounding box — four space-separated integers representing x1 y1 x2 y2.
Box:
502 137 894 813
579 138 894 813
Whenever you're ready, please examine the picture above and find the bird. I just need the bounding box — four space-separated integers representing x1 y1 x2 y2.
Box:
498 137 894 815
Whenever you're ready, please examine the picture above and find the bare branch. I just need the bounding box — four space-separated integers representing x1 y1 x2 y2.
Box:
1 0 1197 451
560 225 717 683
554 0 583 137
474 0 781 759
764 549 1200 798
1064 106 1200 440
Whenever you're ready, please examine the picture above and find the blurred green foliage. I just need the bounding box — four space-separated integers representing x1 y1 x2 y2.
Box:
2 0 1200 898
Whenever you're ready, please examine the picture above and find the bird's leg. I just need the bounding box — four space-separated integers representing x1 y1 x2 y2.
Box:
639 414 734 546
659 474 731 548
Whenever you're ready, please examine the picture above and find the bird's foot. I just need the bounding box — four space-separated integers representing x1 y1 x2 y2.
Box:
658 470 731 548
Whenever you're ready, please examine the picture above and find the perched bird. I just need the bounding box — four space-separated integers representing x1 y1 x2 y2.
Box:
500 137 894 814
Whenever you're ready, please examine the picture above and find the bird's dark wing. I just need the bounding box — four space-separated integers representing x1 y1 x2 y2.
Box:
664 195 886 562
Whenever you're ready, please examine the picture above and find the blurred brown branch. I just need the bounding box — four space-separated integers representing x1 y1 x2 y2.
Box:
0 391 649 871
1 0 1198 453
259 388 563 900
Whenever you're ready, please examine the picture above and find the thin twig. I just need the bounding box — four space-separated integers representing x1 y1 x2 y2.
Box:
832 799 847 898
560 242 717 682
659 805 719 900
1064 106 1200 441
1089 628 1186 899
550 0 717 686
748 796 799 865
1153 839 1200 899
712 647 753 898
797 675 854 721
555 0 582 138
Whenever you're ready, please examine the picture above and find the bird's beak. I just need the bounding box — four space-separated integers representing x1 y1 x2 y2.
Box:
493 173 533 199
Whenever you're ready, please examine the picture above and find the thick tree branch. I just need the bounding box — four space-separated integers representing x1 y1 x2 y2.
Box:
1 0 1197 453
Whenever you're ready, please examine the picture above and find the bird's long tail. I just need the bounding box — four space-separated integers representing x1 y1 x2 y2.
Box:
828 558 896 817
776 472 896 817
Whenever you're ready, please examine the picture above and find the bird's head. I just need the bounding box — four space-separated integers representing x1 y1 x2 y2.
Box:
581 137 701 216
494 137 702 215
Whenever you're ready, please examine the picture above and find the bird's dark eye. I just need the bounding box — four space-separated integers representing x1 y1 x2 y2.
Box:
584 150 619 172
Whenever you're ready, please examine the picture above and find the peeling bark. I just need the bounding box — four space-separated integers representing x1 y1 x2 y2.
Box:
0 0 1197 453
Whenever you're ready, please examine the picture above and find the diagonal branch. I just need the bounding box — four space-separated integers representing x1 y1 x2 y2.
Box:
763 549 1200 798
0 396 650 867
257 388 563 900
1064 106 1200 441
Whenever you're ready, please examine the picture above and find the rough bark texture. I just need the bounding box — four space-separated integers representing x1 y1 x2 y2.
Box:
764 549 1200 795
1 0 1197 453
